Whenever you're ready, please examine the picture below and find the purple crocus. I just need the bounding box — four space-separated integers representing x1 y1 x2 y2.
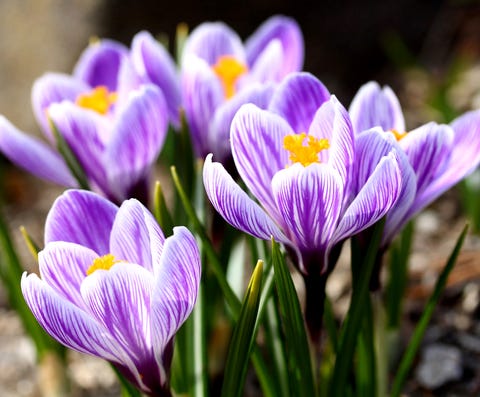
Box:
181 15 304 159
349 81 480 246
22 189 201 396
203 76 404 276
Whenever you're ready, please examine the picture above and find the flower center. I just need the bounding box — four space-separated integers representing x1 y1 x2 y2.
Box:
390 129 407 141
283 133 330 167
212 55 248 99
86 254 122 275
76 86 117 114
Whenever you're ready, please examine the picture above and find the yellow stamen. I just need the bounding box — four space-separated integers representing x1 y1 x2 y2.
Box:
212 55 248 99
86 254 121 275
391 129 407 141
76 86 117 114
283 133 330 167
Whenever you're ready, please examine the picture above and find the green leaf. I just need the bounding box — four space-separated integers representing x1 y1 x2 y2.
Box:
221 260 264 397
50 118 90 190
110 365 142 397
271 238 316 397
20 225 41 261
389 224 469 397
153 181 174 236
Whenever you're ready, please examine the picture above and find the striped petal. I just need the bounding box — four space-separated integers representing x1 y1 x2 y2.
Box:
110 199 165 273
73 39 129 91
203 154 289 244
269 72 330 133
45 189 118 253
131 31 181 127
271 163 343 273
334 153 402 243
349 81 405 134
106 85 168 202
38 241 97 310
245 15 304 76
231 104 292 216
151 227 201 356
0 116 77 187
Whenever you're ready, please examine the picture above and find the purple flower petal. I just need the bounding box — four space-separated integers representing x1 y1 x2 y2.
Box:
151 227 201 356
349 81 405 134
39 241 97 310
181 55 224 156
110 199 165 273
182 22 245 66
45 189 118 253
271 163 343 273
231 104 292 216
245 15 304 75
106 85 168 201
31 73 89 141
47 101 109 192
0 116 78 187
308 96 354 185
269 72 330 133
334 153 402 243
73 39 130 90
131 31 181 127
208 83 275 160
203 154 289 244
245 39 284 84
21 273 127 364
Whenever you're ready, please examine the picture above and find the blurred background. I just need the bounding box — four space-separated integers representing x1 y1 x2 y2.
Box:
0 0 480 396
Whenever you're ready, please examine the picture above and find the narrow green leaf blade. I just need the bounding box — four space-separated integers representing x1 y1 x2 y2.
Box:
221 260 264 397
153 181 174 236
390 224 469 397
20 225 40 261
271 238 316 397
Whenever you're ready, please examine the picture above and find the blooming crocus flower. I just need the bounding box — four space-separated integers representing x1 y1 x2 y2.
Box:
181 15 304 159
22 189 201 396
203 86 403 276
349 81 480 245
0 32 178 204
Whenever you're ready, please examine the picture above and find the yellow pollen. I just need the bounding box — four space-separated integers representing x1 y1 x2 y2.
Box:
283 133 330 167
212 55 248 99
76 86 117 114
390 129 407 141
86 254 121 276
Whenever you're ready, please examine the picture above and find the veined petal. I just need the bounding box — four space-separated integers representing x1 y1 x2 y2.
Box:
31 73 89 141
45 189 118 253
47 101 109 192
81 263 154 366
181 54 224 157
110 199 165 273
73 39 129 91
0 116 77 187
39 241 98 310
308 96 354 184
245 15 304 75
334 153 401 243
349 81 405 133
269 72 330 133
401 122 453 199
21 273 127 364
182 22 245 66
231 104 292 216
151 227 201 356
208 83 275 161
203 155 289 244
271 163 343 273
131 31 181 127
415 109 480 214
106 85 168 202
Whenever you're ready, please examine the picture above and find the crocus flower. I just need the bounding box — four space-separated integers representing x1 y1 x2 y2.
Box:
22 189 201 396
181 15 304 159
0 33 177 205
349 81 480 246
203 76 404 276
